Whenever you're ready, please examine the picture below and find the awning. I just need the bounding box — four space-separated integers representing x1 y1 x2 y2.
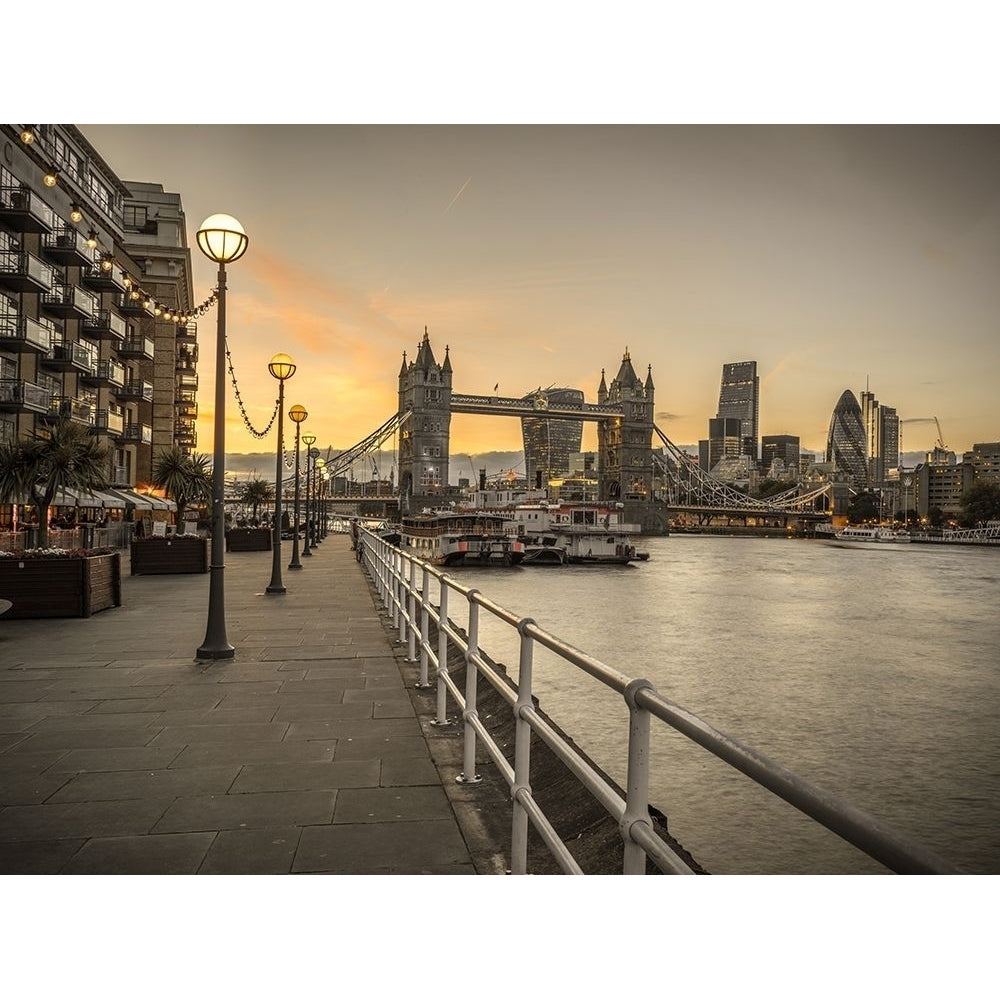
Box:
104 488 154 510
72 489 128 509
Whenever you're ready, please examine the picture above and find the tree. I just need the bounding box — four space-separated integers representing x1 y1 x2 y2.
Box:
847 490 881 523
755 478 790 499
150 448 212 529
0 421 109 549
241 478 274 524
959 480 1000 528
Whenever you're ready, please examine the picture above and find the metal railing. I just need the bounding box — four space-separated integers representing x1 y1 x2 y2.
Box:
358 525 958 875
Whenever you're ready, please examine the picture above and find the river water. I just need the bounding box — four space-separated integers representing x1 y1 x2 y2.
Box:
438 535 1000 874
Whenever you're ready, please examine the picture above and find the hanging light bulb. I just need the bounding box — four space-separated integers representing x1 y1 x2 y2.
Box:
100 255 114 272
86 230 98 249
19 126 35 145
43 169 58 188
69 203 83 224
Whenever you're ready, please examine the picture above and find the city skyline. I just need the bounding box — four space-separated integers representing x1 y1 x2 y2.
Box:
77 125 1000 464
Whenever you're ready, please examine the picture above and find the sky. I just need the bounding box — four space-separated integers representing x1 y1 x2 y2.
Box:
74 123 999 477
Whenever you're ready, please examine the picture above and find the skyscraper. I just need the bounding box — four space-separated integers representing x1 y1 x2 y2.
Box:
716 361 759 462
860 387 899 486
521 387 584 488
826 389 869 487
761 434 800 478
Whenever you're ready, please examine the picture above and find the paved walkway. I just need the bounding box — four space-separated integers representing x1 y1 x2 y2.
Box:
0 534 480 874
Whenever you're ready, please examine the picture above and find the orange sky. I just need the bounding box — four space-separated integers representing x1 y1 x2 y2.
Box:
79 125 1000 471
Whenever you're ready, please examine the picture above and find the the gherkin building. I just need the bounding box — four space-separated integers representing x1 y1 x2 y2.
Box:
826 389 868 487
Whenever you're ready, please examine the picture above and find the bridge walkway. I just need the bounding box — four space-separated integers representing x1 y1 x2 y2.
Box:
0 536 489 874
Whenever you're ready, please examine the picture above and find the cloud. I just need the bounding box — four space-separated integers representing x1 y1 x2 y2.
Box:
656 411 682 421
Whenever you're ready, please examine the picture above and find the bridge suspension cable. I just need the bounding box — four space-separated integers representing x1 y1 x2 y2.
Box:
320 410 411 481
652 425 829 513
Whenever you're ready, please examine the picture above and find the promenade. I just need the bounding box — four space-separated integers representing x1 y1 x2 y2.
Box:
0 534 486 875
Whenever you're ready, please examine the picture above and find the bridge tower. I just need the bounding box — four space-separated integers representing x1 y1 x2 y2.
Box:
397 328 452 512
598 350 666 533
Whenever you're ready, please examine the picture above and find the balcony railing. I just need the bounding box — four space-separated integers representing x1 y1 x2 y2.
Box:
177 322 197 341
81 260 128 294
0 184 55 233
117 292 154 317
118 379 153 402
117 422 153 444
178 372 198 390
82 308 127 342
93 408 126 435
118 335 154 359
42 227 92 267
46 395 97 426
41 283 98 320
176 401 198 419
0 378 51 413
0 249 56 293
82 359 126 388
0 314 53 354
43 338 96 374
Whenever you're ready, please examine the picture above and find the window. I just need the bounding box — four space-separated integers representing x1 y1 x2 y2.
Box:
123 205 148 229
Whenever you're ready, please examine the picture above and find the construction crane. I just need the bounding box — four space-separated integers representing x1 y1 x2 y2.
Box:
934 417 948 450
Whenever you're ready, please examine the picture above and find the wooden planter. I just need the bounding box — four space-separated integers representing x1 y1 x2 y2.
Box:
130 536 209 575
226 528 272 552
0 553 122 618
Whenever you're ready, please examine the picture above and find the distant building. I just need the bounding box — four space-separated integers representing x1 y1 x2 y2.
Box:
716 360 759 461
700 416 742 474
761 435 800 480
860 388 899 485
826 389 869 488
967 442 1000 482
916 462 974 519
520 387 584 488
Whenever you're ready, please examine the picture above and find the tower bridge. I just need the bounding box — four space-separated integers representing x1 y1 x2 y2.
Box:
307 329 831 534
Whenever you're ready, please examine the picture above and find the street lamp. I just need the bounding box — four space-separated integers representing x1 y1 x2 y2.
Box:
266 353 296 594
288 404 307 569
195 213 248 660
301 433 316 556
315 457 326 542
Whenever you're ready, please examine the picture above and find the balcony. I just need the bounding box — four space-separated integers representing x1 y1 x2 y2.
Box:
116 422 153 445
176 400 198 420
43 395 97 427
117 379 153 403
81 359 126 389
178 372 198 391
42 228 92 267
118 335 154 360
118 292 154 317
81 260 128 294
93 408 126 436
0 249 56 293
175 421 197 446
176 344 198 367
81 308 127 343
0 314 53 354
40 338 96 375
177 322 197 342
0 378 51 414
0 185 55 234
41 283 98 321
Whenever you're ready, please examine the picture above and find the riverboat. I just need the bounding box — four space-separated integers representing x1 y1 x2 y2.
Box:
509 501 648 565
828 525 912 548
400 510 525 567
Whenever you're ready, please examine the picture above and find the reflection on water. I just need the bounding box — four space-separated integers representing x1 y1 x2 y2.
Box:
441 536 1000 874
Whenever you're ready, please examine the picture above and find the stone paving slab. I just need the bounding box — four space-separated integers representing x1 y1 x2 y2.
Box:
0 536 480 874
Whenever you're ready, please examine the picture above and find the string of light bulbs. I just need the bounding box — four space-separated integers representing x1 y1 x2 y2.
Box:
224 336 280 439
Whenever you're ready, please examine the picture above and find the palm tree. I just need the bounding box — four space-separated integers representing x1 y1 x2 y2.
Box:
0 421 109 549
149 448 212 530
241 477 274 524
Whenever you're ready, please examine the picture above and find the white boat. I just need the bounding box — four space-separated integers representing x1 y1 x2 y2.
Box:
508 501 648 565
828 525 912 548
399 510 525 567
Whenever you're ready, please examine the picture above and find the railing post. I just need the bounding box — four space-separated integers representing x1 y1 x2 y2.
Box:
416 564 431 688
456 593 482 784
431 579 452 727
621 678 656 874
395 552 406 644
405 558 418 663
510 618 536 874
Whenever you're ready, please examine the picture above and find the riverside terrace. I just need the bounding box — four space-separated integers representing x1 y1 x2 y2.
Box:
0 537 496 875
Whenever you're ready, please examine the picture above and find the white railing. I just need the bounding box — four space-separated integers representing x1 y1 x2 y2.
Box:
358 525 958 875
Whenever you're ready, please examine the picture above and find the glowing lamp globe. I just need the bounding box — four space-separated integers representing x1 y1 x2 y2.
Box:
197 213 248 263
268 353 296 381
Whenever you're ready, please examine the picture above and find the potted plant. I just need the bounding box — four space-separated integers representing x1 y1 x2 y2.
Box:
130 448 212 574
0 421 121 617
227 478 273 551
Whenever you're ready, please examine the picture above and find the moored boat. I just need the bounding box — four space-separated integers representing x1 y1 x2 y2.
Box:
828 525 912 548
509 501 647 565
400 510 525 567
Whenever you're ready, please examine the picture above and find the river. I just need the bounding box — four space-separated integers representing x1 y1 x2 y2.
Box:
438 535 1000 874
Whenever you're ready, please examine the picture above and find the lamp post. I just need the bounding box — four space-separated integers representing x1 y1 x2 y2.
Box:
301 433 316 556
315 457 326 542
288 404 307 569
195 213 248 660
266 353 296 594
